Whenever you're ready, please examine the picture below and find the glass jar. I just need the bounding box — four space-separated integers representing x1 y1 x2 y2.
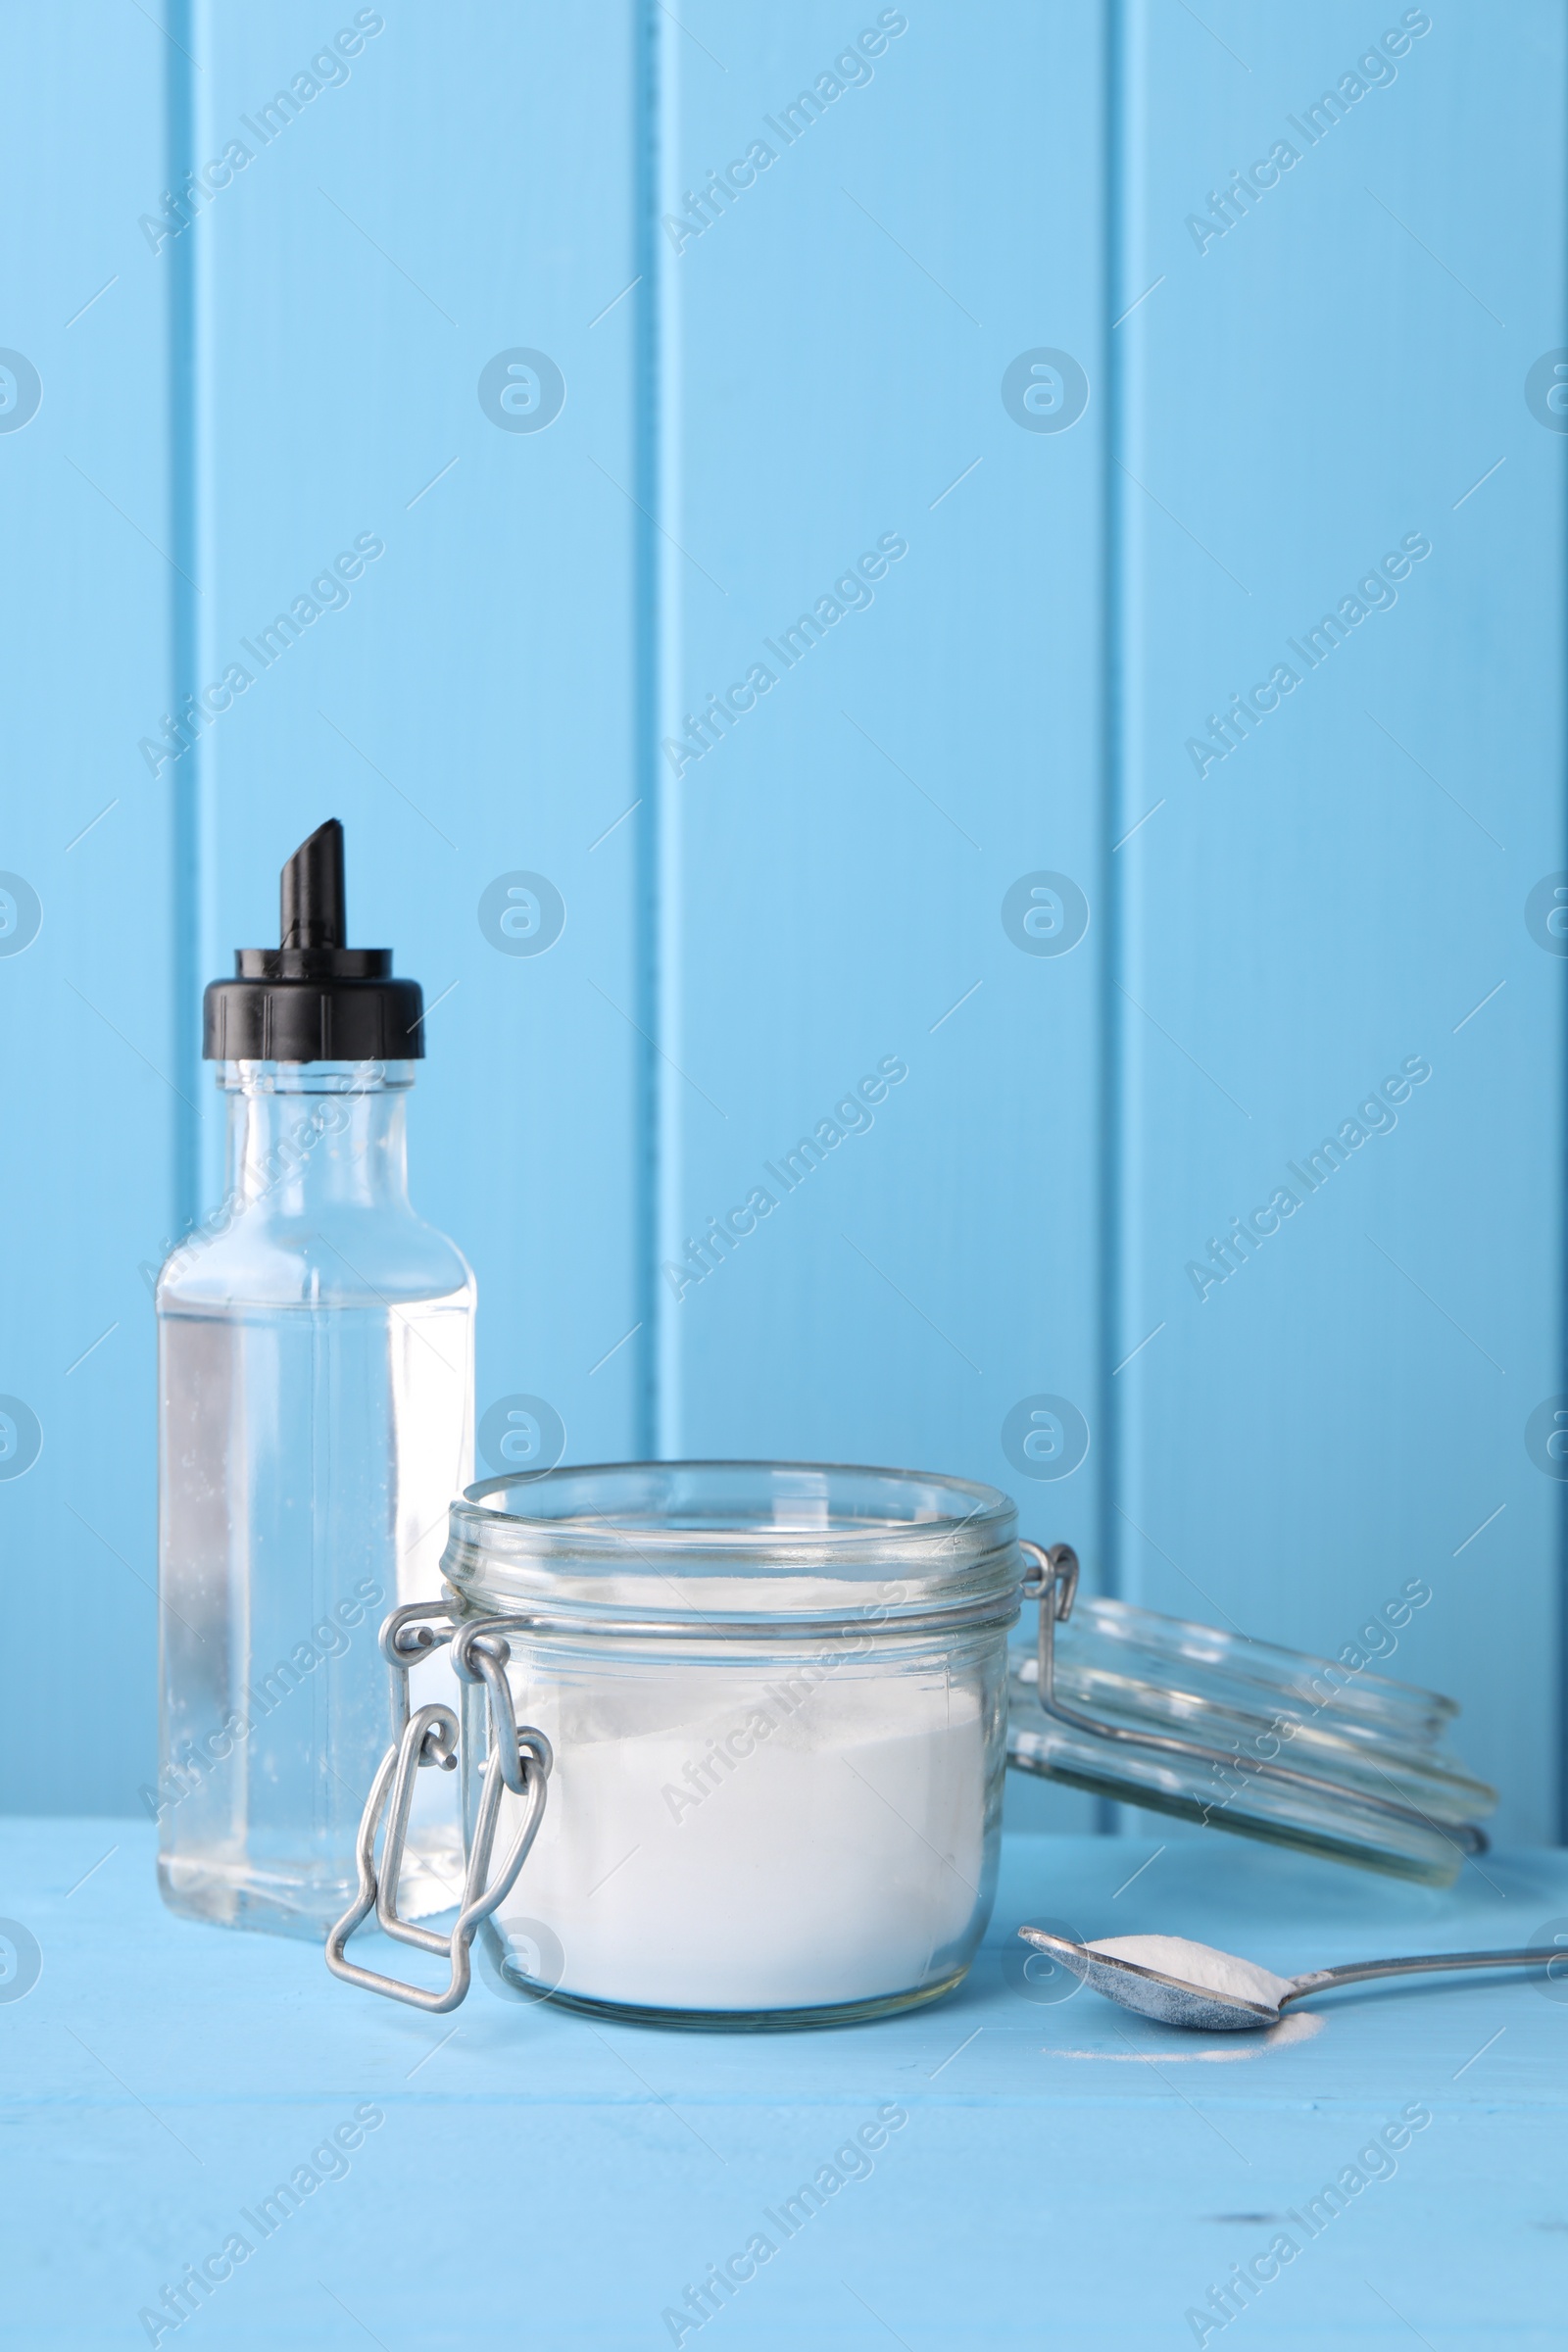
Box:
328 1461 1020 2025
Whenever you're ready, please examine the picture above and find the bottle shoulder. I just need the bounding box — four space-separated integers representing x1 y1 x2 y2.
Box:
157 1202 475 1312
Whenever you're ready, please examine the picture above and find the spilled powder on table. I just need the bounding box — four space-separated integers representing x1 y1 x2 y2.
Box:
1044 2012 1324 2062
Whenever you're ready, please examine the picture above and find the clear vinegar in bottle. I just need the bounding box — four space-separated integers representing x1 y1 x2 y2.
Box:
156 820 472 1936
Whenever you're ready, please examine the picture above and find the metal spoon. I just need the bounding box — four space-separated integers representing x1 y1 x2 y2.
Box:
1016 1926 1566 2033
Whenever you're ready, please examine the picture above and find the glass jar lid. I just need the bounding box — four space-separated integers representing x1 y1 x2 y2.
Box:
1008 1588 1496 1886
442 1459 1022 1635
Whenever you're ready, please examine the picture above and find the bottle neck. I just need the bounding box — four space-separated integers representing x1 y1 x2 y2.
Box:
220 1061 415 1213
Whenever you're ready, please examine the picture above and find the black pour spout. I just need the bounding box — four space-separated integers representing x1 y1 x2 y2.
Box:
280 817 347 953
202 820 426 1063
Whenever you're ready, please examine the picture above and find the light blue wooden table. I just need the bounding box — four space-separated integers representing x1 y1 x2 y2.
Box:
11 1820 1567 2348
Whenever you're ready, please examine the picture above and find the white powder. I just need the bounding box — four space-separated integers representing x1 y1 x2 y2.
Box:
1087 1934 1292 2010
488 1666 989 2011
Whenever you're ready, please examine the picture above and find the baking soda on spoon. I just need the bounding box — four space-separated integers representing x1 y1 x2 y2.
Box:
1087 1935 1293 2009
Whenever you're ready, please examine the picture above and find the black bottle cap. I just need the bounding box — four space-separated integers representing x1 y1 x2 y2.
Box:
202 820 425 1062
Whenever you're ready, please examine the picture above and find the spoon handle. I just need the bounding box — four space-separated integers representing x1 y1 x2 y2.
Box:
1281 1946 1565 2006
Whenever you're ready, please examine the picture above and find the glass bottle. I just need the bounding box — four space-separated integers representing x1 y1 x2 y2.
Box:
156 821 472 1936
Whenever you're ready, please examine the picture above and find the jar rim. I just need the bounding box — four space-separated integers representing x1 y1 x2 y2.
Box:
443 1458 1023 1629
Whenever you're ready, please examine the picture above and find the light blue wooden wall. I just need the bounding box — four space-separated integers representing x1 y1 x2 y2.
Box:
1110 1 1567 1846
0 2 1561 1846
0 7 179 1812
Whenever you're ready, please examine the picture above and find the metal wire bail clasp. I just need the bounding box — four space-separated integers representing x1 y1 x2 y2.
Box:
325 1602 553 2012
1019 1538 1080 1702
